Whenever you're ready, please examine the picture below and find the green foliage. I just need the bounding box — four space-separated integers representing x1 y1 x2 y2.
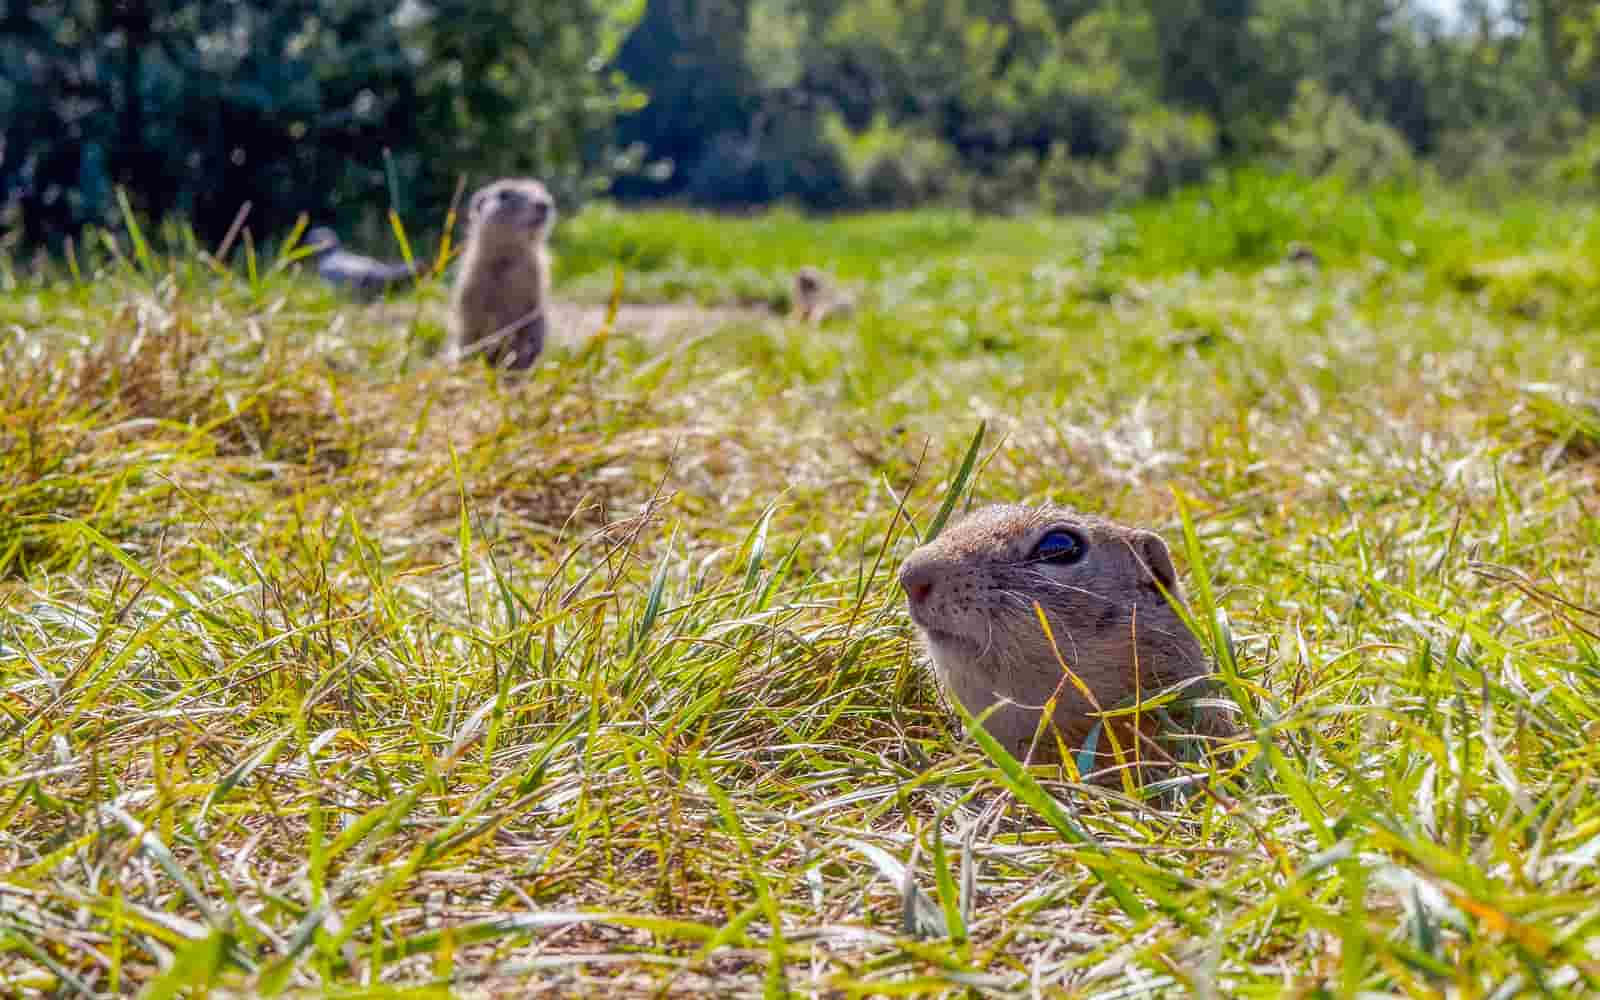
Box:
0 0 643 247
822 113 961 209
1554 121 1600 191
1144 0 1260 149
1250 0 1437 147
4 0 1599 237
1034 145 1125 214
552 199 981 300
605 0 1598 213
1270 79 1418 184
684 107 851 209
1110 169 1436 271
979 106 1219 217
1113 107 1221 198
1447 251 1600 325
411 0 647 205
1065 168 1598 280
1542 0 1600 114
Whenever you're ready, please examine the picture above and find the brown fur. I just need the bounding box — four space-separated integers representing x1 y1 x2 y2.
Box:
898 503 1236 777
452 178 556 370
790 267 853 324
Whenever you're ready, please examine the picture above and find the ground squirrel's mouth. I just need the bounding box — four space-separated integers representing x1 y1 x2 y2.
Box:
912 620 980 653
906 599 984 652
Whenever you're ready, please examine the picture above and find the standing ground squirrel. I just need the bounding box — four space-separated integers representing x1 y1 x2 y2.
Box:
899 503 1236 776
451 178 556 370
790 267 854 324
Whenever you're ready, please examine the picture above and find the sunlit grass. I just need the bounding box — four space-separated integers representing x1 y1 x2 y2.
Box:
2 173 1599 995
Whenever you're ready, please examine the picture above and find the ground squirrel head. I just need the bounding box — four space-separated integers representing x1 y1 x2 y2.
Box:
795 267 824 297
467 178 556 246
899 503 1215 767
792 266 852 323
1285 241 1320 268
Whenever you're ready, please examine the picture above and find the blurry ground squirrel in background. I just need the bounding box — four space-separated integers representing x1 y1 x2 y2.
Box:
1286 241 1321 269
899 503 1238 780
451 178 557 371
790 267 855 324
305 227 419 300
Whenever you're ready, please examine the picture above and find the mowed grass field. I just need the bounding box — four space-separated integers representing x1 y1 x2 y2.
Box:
3 172 1600 996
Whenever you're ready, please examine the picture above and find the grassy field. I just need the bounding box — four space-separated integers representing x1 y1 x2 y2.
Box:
3 171 1600 996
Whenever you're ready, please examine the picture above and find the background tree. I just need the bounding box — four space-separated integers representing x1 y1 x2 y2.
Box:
2 0 1597 248
1538 0 1600 114
0 0 644 248
1145 0 1262 151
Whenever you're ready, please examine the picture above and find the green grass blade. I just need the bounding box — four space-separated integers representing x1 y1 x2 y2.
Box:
923 421 986 543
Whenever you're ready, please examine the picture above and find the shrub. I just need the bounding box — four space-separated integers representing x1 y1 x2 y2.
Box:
1036 145 1123 214
1270 80 1416 184
0 0 643 249
1551 122 1600 193
822 113 961 209
1115 109 1219 198
683 108 853 211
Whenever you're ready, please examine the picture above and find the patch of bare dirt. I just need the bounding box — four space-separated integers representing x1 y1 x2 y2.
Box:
545 301 775 345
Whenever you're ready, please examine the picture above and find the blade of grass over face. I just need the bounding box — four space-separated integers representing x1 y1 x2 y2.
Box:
922 420 986 543
3 176 1599 994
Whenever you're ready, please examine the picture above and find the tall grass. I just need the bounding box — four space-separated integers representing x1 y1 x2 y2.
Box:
2 173 1598 995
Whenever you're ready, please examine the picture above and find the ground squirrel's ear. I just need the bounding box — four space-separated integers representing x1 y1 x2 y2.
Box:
468 189 488 220
1133 531 1179 595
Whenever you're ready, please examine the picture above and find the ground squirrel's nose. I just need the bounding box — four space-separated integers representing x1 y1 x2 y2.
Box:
899 560 937 606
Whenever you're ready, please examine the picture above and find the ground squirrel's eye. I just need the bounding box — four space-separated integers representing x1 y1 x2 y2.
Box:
1031 529 1086 564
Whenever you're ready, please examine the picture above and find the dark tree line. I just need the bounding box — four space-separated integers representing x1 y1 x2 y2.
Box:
0 0 640 248
2 0 1596 249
